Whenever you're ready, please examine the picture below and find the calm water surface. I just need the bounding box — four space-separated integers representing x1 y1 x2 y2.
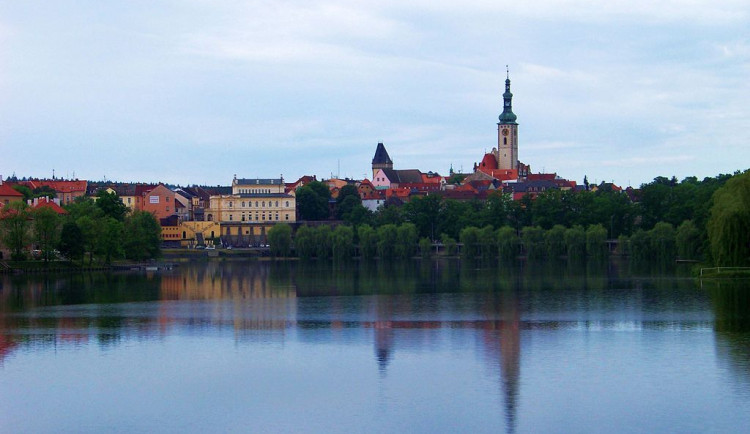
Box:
1 260 749 433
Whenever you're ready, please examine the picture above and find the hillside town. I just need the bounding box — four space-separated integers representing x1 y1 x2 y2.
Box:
1 75 632 252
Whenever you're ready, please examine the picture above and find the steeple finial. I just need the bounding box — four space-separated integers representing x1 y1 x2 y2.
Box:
506 65 509 80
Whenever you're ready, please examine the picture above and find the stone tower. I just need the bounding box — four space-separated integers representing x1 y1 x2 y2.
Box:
371 142 393 178
496 70 518 171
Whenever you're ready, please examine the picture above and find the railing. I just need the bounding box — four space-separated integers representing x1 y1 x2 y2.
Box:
700 267 750 277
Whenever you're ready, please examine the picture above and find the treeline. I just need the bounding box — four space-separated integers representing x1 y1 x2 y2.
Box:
0 190 162 264
280 171 748 265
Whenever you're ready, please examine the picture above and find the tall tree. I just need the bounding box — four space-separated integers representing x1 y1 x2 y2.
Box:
123 211 161 261
58 221 85 262
0 201 31 261
268 223 292 257
32 207 61 263
96 190 128 221
707 170 750 266
296 181 331 221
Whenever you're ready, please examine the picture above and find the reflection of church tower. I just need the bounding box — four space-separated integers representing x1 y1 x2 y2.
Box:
496 69 519 171
482 292 521 434
373 296 395 375
371 142 393 179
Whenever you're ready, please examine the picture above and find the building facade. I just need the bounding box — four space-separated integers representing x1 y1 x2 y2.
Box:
207 177 296 224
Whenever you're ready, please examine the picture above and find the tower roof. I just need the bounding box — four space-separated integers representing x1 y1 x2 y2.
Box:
372 142 393 165
498 72 518 125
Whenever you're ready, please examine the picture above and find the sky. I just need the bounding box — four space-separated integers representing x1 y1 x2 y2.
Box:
1 0 748 188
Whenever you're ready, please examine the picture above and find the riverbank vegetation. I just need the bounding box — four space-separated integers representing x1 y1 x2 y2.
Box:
271 171 748 266
0 190 162 266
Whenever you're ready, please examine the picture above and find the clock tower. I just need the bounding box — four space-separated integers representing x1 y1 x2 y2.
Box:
496 69 518 171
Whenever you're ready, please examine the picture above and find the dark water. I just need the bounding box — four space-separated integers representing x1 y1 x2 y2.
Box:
1 260 749 433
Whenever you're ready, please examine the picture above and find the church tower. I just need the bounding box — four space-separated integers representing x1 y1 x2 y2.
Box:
371 142 393 178
496 69 518 171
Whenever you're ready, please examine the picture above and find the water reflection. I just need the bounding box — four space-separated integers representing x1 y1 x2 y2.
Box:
706 279 750 391
1 261 749 431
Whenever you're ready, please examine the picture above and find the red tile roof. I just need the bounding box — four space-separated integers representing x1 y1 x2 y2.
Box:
30 198 68 214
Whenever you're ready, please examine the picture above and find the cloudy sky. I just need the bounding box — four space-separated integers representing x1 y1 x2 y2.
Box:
1 1 748 187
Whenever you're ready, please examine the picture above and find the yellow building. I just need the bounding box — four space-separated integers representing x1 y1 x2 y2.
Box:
207 177 295 224
205 177 297 247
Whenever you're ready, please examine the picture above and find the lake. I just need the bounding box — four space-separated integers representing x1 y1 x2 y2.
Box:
1 260 749 433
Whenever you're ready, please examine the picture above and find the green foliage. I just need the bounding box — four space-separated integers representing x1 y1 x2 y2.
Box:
564 226 586 260
395 223 418 259
403 194 443 239
521 226 545 260
96 190 128 221
460 226 481 260
314 225 332 259
707 171 750 266
294 225 316 259
441 233 457 256
675 220 701 260
0 201 31 261
33 185 57 199
649 222 675 264
98 217 124 264
336 185 362 220
267 223 292 257
330 225 354 260
11 184 33 201
629 229 650 264
419 237 432 258
357 224 378 259
496 226 519 261
32 207 61 263
123 211 161 261
585 224 608 260
377 224 398 259
545 224 567 258
58 221 85 262
374 204 403 227
296 181 331 221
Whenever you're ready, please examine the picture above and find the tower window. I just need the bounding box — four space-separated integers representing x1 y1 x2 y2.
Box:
504 138 507 145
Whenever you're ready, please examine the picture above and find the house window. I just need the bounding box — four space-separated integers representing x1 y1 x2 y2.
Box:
229 214 233 221
242 202 245 207
229 202 233 208
285 214 289 220
285 201 289 207
242 215 246 221
275 201 278 207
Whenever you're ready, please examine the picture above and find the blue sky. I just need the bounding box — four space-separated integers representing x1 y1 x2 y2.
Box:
1 1 748 187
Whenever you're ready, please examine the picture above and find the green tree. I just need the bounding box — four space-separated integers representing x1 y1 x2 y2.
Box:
377 224 398 259
123 211 161 261
395 223 418 259
294 225 316 259
330 225 354 260
76 215 102 265
33 185 57 199
403 194 443 239
707 171 750 266
586 224 608 260
675 220 701 260
496 226 519 261
0 201 31 261
296 181 331 221
629 229 651 264
357 224 378 259
479 225 496 259
650 222 675 264
419 237 432 258
441 233 457 256
267 223 292 257
564 225 586 261
58 221 85 262
460 226 481 259
11 185 33 201
98 217 124 265
545 224 567 259
96 190 128 221
521 226 545 260
314 225 332 259
32 207 61 263
335 185 361 219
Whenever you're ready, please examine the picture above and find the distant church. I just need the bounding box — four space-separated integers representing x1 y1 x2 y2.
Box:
472 71 529 181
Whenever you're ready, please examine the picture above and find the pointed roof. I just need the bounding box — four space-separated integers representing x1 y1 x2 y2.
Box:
498 69 518 125
372 142 392 165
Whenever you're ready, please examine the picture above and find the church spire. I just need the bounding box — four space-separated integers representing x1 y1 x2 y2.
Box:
498 66 518 125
